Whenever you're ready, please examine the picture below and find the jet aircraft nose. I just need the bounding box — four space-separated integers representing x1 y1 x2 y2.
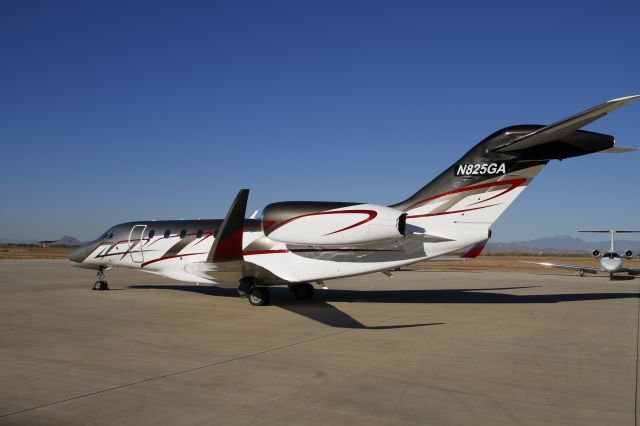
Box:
68 244 91 264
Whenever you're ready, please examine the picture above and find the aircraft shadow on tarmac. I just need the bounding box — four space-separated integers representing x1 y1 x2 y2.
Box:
533 273 636 281
127 284 639 329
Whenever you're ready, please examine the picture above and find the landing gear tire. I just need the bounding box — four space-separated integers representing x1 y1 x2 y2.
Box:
292 283 315 301
248 287 271 306
93 280 109 291
93 267 109 290
579 269 585 277
610 273 615 281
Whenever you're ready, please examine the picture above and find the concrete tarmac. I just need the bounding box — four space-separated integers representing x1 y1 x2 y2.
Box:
0 259 639 425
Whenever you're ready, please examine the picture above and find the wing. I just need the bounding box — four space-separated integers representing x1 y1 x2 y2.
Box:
491 95 639 153
207 189 249 262
519 260 601 273
186 189 288 285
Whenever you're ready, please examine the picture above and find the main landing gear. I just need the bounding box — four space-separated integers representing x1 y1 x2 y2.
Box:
237 279 316 306
289 283 315 301
238 277 271 306
92 266 109 291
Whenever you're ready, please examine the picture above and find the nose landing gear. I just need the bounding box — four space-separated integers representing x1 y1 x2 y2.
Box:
92 267 109 291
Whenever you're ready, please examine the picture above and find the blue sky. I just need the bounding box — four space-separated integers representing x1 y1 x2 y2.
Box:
1 0 639 242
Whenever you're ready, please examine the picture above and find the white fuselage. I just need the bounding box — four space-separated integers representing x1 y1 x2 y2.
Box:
71 218 489 287
599 253 624 272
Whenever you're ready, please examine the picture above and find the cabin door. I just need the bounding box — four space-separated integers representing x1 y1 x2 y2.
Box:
128 224 147 263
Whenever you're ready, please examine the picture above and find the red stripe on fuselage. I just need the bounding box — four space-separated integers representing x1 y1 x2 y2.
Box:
141 252 208 268
243 248 399 256
267 210 378 236
405 178 527 211
407 203 500 219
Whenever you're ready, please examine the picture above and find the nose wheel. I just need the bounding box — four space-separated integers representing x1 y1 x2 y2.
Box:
92 267 109 291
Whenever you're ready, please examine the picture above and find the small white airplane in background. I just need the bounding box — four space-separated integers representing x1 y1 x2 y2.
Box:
521 230 640 280
69 95 639 305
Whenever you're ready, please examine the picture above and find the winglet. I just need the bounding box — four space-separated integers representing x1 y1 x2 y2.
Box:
207 189 249 262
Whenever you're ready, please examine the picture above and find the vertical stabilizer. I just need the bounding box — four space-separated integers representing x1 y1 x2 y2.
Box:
392 96 639 233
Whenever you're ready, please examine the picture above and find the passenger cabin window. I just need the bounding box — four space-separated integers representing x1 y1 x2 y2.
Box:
148 230 155 239
180 229 187 239
164 230 171 238
196 229 203 238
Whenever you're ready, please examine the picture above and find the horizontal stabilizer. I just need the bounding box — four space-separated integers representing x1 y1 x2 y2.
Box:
491 95 640 153
578 230 640 233
598 146 637 153
207 189 249 263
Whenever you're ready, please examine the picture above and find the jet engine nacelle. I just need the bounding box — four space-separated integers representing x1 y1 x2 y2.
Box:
624 250 634 259
262 202 406 246
592 249 601 259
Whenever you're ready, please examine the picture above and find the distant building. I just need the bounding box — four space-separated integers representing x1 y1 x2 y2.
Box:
37 236 81 247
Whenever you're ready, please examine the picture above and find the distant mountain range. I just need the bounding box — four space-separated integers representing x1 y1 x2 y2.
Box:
0 236 80 246
486 235 640 254
54 236 81 246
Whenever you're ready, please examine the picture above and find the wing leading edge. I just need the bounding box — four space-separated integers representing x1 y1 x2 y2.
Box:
519 260 601 273
519 260 640 275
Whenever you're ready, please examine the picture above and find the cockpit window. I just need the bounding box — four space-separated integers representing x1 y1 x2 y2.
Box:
180 229 187 239
99 229 113 240
164 229 171 238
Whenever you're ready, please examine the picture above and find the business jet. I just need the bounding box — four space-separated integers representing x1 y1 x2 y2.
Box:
69 95 639 305
521 230 640 279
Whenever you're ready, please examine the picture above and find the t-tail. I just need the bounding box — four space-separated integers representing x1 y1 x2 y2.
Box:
391 96 639 248
579 229 640 253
